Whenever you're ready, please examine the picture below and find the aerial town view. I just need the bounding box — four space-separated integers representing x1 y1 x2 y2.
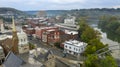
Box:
0 0 120 67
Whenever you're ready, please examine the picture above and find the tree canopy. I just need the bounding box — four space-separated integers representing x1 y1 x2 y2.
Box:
98 16 120 42
78 18 117 67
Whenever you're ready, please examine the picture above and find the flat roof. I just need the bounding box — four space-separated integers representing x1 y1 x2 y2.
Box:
47 29 55 32
64 40 87 47
36 26 58 30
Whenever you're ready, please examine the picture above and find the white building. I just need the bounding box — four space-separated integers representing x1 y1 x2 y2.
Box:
0 19 4 33
64 40 87 56
64 16 76 24
65 30 78 35
0 46 5 63
0 29 29 54
17 29 29 53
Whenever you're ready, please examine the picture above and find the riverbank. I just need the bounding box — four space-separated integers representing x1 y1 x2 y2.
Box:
93 27 120 60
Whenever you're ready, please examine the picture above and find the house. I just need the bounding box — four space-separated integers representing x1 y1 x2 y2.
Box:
63 40 87 56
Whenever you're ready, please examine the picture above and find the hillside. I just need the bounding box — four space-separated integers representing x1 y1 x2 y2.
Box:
25 10 67 16
0 7 29 16
68 8 120 19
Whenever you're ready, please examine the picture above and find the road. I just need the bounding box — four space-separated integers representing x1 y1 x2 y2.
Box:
28 37 82 61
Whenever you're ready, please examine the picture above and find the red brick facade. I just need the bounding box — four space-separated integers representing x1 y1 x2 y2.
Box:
35 27 60 44
22 26 35 35
35 27 59 39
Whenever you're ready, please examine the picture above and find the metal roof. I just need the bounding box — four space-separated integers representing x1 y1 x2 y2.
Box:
3 52 24 67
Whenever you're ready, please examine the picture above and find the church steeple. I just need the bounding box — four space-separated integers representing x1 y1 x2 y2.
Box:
11 16 19 54
12 16 16 32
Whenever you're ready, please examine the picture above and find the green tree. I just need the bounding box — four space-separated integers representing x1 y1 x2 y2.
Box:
81 27 98 43
84 39 107 55
29 42 35 50
98 16 120 42
84 55 100 67
84 55 117 67
100 56 117 67
78 18 117 67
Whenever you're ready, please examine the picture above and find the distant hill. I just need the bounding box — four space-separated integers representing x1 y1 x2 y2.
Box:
61 8 120 24
24 11 38 15
25 10 67 16
68 8 120 19
0 7 29 17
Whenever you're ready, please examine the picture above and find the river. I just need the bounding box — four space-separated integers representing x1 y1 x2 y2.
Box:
90 24 120 59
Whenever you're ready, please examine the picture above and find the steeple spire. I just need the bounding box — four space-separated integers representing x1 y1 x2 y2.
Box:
12 16 16 32
11 16 19 54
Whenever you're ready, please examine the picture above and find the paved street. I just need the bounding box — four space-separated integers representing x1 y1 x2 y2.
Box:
28 37 82 61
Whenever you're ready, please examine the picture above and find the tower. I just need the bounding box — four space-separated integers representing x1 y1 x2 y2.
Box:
11 16 19 54
0 19 4 33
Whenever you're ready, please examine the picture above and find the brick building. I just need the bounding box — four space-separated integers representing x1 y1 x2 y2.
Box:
22 25 35 36
35 27 60 44
42 29 60 45
35 27 59 39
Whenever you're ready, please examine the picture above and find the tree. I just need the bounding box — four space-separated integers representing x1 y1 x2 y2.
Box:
29 42 35 50
84 55 100 67
84 55 117 67
81 27 98 43
54 42 63 49
78 18 117 67
84 39 107 55
98 16 120 42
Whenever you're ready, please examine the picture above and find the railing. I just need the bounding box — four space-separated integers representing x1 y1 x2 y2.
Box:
94 45 120 56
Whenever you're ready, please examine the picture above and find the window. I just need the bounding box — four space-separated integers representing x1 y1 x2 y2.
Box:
65 46 67 48
69 47 71 49
74 48 75 50
24 38 26 42
21 39 23 42
76 49 78 51
81 48 83 51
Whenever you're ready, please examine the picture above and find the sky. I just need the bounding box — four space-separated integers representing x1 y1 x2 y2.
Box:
0 0 120 11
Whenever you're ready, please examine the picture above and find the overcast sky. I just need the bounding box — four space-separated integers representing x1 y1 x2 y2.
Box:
0 0 119 11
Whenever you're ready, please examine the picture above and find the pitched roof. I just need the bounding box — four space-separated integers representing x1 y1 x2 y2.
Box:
34 50 53 63
3 52 24 67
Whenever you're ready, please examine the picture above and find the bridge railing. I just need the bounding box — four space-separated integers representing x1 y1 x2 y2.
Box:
95 45 119 56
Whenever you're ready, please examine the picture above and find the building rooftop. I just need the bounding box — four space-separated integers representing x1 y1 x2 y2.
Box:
3 52 24 67
65 30 78 35
64 40 87 47
0 46 2 49
47 29 55 32
35 26 58 30
0 35 12 40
